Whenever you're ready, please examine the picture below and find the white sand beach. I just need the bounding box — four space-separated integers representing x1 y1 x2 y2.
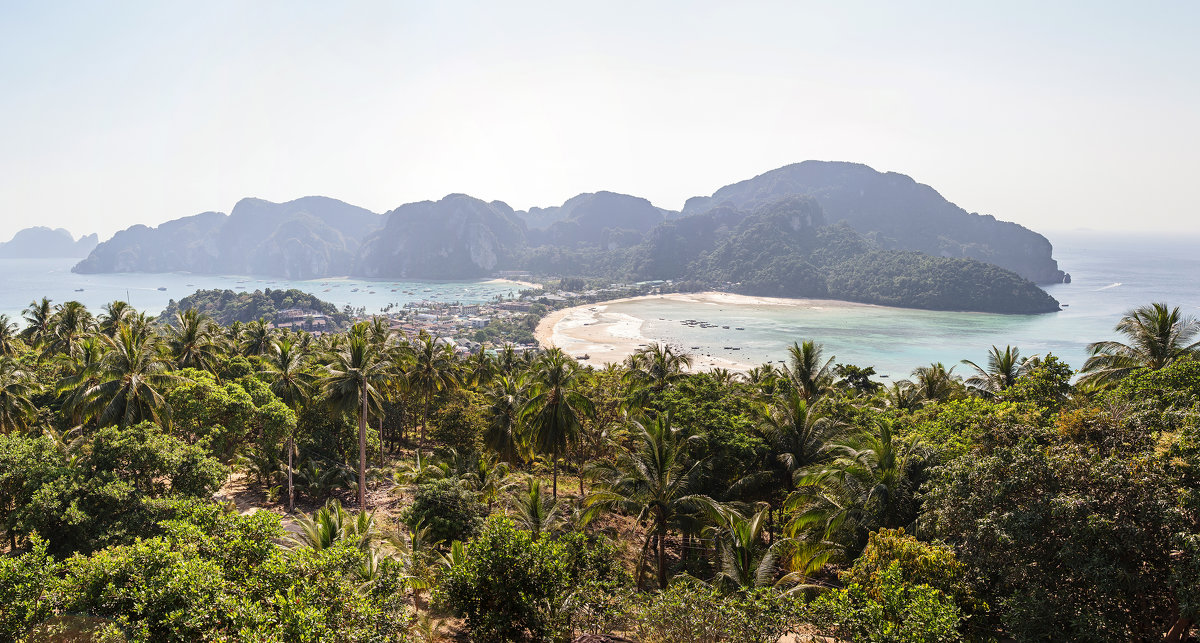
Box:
534 291 876 371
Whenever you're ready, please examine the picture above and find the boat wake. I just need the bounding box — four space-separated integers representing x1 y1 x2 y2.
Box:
1096 282 1122 291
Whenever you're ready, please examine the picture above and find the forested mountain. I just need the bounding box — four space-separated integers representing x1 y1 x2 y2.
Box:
70 162 1066 312
683 161 1068 284
74 197 383 279
353 194 528 279
0 226 98 258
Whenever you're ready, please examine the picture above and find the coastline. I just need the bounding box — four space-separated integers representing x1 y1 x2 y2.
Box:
534 291 878 372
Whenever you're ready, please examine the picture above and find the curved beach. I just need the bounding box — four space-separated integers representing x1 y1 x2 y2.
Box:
534 291 877 372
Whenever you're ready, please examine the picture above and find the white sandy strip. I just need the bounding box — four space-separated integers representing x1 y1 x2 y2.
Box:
533 291 869 372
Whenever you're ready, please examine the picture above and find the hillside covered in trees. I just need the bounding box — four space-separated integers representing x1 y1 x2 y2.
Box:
3 298 1200 641
71 162 1065 314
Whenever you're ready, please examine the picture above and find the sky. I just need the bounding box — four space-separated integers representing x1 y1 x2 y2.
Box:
1 1 1197 242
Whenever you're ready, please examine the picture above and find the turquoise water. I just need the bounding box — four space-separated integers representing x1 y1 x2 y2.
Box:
0 261 524 321
608 231 1200 378
1 231 1196 378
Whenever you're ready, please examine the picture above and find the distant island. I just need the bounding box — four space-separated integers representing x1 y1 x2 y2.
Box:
71 161 1065 314
0 226 97 258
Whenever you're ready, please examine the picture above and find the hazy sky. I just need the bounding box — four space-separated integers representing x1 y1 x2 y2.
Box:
1 1 1197 242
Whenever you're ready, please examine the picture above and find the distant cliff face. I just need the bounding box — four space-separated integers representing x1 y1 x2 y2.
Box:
682 161 1067 284
353 194 527 279
0 227 98 258
74 197 382 278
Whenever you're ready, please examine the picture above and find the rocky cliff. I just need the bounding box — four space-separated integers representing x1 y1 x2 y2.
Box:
0 227 98 258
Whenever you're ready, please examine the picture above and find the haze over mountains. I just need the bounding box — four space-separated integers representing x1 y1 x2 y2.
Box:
67 161 1067 313
0 227 98 258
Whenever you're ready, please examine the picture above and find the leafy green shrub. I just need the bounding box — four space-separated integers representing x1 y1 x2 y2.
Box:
405 478 485 544
0 536 56 639
634 577 803 643
841 528 975 614
430 392 486 454
808 562 963 643
436 517 567 642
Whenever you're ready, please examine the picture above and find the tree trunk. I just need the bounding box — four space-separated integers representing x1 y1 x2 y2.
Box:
420 391 430 451
552 446 558 499
378 415 384 467
287 434 295 513
1165 616 1193 643
578 450 585 499
656 524 667 589
357 391 367 511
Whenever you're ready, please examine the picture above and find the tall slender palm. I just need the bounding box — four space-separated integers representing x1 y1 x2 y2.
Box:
483 374 527 463
21 298 53 349
786 340 836 401
262 337 316 511
0 314 19 356
83 325 177 427
1080 302 1200 387
240 318 273 357
753 389 847 494
0 356 36 433
404 332 461 451
167 309 221 372
323 334 393 510
98 301 134 338
42 301 94 359
465 349 496 388
622 343 692 409
961 345 1034 395
522 348 594 498
911 363 960 403
586 415 707 589
55 335 107 426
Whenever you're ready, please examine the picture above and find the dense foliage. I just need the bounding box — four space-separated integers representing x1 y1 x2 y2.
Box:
160 288 349 327
3 298 1200 641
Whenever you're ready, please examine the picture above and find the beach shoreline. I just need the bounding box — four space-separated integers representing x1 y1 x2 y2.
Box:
534 291 877 372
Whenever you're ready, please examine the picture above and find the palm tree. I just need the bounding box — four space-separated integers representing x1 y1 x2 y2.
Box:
0 357 36 433
404 332 461 451
786 340 836 401
261 337 316 511
98 301 134 337
961 345 1034 395
882 380 923 411
323 333 392 510
522 348 594 498
1080 302 1200 387
21 297 53 349
586 415 708 589
700 502 794 590
239 318 274 357
290 499 376 551
0 314 20 356
752 389 847 495
508 477 569 540
622 343 692 409
483 374 527 463
83 325 177 427
911 363 960 403
166 309 221 372
42 301 94 359
55 335 107 426
465 348 496 388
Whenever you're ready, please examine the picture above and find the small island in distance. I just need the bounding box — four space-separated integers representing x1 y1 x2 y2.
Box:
69 161 1066 314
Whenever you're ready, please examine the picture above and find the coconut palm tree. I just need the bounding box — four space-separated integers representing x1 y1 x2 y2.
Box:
0 314 20 357
261 337 316 511
0 356 36 433
404 332 461 451
1080 302 1200 387
483 374 527 463
961 345 1035 396
882 380 923 411
786 340 836 401
21 297 53 350
290 498 376 551
98 301 134 338
699 502 796 590
508 476 569 540
622 343 692 409
55 335 107 426
465 348 496 388
240 318 274 357
166 309 221 372
42 301 94 359
83 324 177 428
586 414 708 589
752 389 847 494
323 333 393 510
522 348 594 498
911 363 961 403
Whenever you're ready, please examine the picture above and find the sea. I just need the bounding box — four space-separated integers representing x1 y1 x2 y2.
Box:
1 230 1196 379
